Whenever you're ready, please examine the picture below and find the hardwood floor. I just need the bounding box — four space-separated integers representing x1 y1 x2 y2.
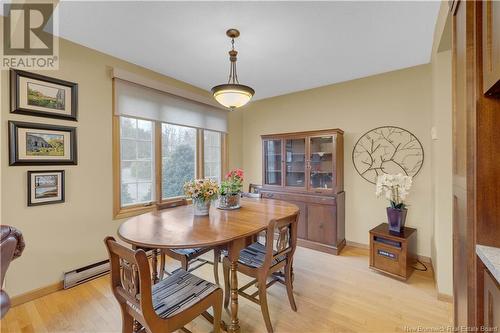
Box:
0 246 452 333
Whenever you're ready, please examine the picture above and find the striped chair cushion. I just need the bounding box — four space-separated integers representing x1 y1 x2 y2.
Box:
152 269 218 319
170 248 204 256
224 242 286 268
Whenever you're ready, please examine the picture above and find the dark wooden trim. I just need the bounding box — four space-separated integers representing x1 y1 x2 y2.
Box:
8 121 78 166
296 238 345 255
261 128 344 139
10 69 78 121
27 170 65 206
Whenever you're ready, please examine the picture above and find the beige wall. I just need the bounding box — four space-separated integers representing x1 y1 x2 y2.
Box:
229 65 434 257
429 2 453 297
1 37 214 297
430 50 452 296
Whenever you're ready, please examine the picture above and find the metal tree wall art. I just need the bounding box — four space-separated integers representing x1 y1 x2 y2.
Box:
352 126 424 184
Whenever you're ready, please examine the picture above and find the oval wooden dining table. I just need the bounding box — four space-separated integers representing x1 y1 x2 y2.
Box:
117 197 299 333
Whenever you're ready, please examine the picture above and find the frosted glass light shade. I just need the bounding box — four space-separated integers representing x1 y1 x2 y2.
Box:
211 84 255 109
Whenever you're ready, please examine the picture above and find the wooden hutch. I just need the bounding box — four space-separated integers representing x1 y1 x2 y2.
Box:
260 129 345 254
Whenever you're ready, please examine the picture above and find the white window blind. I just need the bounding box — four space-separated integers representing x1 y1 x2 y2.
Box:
114 79 228 133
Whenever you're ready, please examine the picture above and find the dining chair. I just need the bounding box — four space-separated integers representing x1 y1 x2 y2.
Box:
222 212 299 333
155 202 221 285
104 236 223 333
248 183 262 194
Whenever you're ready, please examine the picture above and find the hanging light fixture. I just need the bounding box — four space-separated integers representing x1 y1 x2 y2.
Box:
211 29 255 109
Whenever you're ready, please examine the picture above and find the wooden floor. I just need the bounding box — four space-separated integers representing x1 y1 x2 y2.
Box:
0 246 452 333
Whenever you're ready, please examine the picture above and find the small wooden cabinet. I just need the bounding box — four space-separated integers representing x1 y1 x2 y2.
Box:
369 223 417 280
260 129 345 254
483 0 500 97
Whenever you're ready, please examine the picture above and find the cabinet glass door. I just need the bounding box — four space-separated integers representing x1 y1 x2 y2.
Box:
309 136 334 191
285 138 306 188
264 139 282 186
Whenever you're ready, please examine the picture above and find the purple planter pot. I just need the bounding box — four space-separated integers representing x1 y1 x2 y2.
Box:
386 207 407 234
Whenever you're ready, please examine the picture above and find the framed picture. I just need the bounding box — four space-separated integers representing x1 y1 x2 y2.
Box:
9 121 77 166
10 69 78 121
28 170 65 206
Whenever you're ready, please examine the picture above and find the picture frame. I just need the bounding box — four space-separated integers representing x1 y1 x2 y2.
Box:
9 121 78 166
28 170 65 206
10 69 78 121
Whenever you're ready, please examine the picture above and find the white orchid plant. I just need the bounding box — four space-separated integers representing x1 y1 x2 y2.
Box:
375 173 413 210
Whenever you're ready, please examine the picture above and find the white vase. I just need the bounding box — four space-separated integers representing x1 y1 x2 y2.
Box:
193 199 210 216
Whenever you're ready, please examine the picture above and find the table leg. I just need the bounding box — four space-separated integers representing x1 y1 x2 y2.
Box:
227 238 245 333
229 259 240 333
151 248 159 284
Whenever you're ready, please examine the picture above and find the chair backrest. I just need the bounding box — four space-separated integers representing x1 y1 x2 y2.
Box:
262 212 299 270
104 237 156 327
248 184 262 194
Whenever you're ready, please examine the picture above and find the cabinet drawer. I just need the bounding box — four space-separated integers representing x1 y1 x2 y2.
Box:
261 191 335 205
371 241 405 277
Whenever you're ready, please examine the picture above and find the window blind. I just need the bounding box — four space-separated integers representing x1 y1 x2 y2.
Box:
114 78 228 133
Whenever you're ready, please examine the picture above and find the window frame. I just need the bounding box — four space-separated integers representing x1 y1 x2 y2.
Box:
113 115 227 219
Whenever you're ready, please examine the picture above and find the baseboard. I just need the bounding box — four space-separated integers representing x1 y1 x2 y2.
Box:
437 292 453 303
346 240 369 249
346 240 434 265
10 281 64 307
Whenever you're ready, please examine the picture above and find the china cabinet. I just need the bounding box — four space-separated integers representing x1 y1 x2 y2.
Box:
261 129 345 254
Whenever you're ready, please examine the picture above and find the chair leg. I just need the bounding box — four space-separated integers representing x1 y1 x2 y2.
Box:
181 257 189 271
223 260 230 309
285 260 297 311
213 248 220 285
121 307 134 333
213 289 223 333
258 281 273 333
159 252 166 281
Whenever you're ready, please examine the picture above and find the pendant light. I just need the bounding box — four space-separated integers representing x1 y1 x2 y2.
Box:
211 29 255 109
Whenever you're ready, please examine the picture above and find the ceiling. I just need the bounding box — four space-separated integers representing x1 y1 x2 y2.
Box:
54 1 440 100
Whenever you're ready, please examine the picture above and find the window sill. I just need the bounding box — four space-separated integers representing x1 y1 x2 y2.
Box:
113 205 154 220
113 198 192 220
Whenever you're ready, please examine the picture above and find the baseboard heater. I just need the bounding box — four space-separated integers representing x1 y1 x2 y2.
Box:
63 251 155 289
63 259 110 289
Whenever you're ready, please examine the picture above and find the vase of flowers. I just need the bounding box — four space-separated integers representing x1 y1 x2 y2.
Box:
184 178 219 216
218 168 244 210
375 173 413 234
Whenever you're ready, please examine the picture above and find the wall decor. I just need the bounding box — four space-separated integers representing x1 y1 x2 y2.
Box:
9 121 77 166
10 69 78 121
28 170 65 206
352 126 424 184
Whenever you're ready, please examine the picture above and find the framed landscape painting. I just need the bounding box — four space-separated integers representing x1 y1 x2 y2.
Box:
10 69 78 121
9 121 77 165
28 170 65 206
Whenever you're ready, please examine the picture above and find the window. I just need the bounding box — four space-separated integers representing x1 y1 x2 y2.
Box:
113 77 228 218
204 130 222 183
161 124 197 199
120 117 154 206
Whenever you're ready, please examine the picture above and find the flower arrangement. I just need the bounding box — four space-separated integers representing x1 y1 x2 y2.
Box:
184 178 219 202
220 168 244 195
375 173 412 210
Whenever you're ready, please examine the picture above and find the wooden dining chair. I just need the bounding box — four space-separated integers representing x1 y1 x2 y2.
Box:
222 212 299 333
155 202 221 285
104 237 223 333
248 183 262 194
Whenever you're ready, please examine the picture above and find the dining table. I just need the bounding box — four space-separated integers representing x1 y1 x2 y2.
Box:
117 197 299 333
